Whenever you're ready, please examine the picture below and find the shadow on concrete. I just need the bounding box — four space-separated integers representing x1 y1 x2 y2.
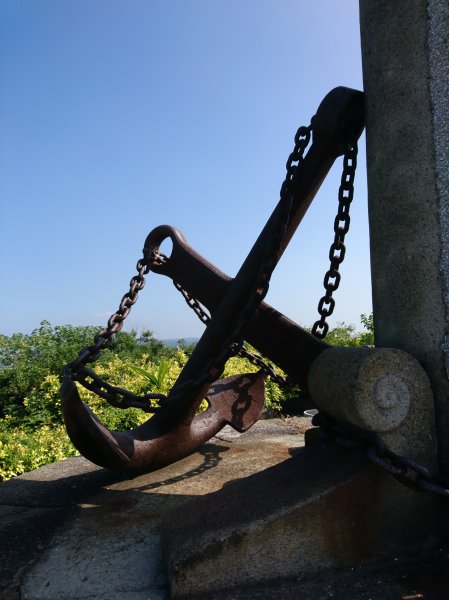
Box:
135 443 230 492
162 444 449 600
0 443 230 508
0 460 126 593
0 442 230 596
0 464 126 508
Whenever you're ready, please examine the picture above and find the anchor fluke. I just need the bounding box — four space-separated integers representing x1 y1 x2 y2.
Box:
61 371 266 473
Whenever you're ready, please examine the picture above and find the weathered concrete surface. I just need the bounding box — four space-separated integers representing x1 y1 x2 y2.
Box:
0 419 303 599
1 419 447 599
163 440 439 598
359 0 449 492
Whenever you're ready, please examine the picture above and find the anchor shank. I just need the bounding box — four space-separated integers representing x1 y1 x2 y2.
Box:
166 87 364 394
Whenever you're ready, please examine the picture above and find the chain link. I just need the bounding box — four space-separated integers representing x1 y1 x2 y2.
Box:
173 282 211 325
313 412 449 498
312 142 358 339
236 345 287 386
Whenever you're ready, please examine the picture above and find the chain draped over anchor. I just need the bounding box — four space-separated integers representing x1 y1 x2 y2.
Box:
67 123 313 409
173 136 359 352
312 142 357 339
67 121 359 408
168 114 320 388
62 85 449 499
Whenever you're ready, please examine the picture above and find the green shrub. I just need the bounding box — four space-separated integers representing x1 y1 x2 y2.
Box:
0 321 171 424
0 421 78 481
0 315 374 480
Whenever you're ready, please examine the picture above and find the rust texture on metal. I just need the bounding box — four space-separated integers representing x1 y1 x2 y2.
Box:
61 371 266 473
61 86 365 473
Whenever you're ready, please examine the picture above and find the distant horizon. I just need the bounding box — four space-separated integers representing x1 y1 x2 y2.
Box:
0 311 372 340
159 337 199 348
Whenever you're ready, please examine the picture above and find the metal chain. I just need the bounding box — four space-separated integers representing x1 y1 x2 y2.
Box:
66 123 311 409
312 142 358 339
173 282 211 325
66 251 168 411
224 123 312 388
236 345 287 386
313 411 449 498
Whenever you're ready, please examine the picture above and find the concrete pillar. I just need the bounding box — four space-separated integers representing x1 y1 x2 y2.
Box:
359 1 449 487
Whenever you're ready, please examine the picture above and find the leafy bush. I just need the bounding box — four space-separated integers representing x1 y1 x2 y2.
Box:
324 313 374 347
0 321 173 424
0 315 374 480
0 421 78 481
0 322 179 480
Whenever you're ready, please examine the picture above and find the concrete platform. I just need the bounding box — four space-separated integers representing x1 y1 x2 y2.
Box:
1 418 448 599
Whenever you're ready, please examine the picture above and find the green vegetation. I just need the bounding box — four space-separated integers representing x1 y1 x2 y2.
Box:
323 313 374 347
0 315 374 480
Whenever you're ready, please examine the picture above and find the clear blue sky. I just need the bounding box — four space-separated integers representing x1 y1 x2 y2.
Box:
0 1 371 340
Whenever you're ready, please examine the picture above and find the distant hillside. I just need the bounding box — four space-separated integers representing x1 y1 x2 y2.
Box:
159 337 199 348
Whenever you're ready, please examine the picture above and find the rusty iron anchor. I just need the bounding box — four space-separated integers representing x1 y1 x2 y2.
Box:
61 86 365 474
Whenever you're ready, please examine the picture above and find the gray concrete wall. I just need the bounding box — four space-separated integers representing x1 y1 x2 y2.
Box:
359 1 449 486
